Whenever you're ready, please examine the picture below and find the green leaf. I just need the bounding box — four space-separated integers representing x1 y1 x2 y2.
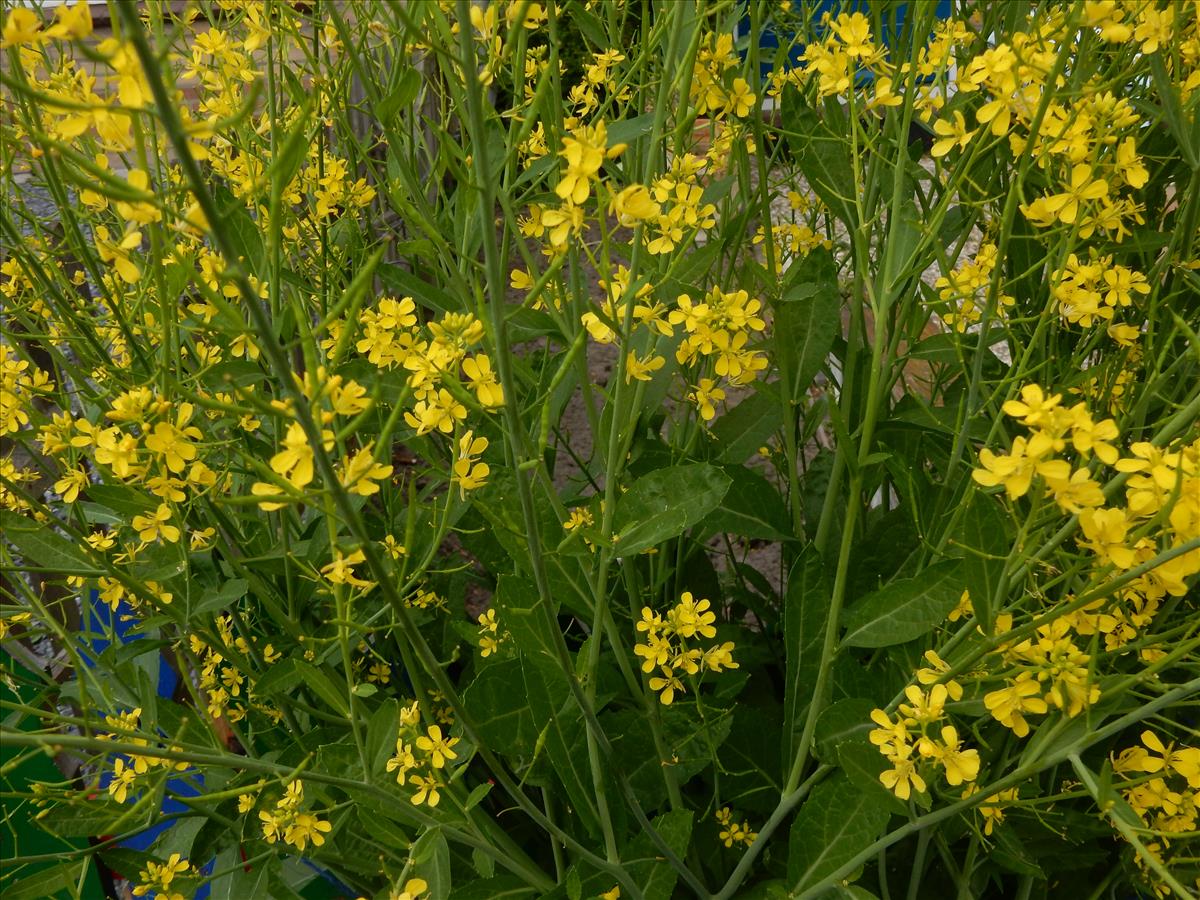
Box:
0 512 98 573
268 101 313 199
835 741 907 816
606 112 656 147
814 698 876 762
464 781 493 810
780 89 856 227
774 248 840 406
787 774 891 893
841 559 965 648
1 862 91 900
209 849 275 900
627 809 695 900
711 386 782 464
411 828 452 900
252 657 305 697
495 575 560 662
296 660 351 716
450 877 537 899
188 578 247 621
522 657 600 837
463 657 541 759
35 797 150 838
945 492 1010 632
377 263 457 314
213 185 264 272
613 464 731 556
703 466 793 541
377 66 422 123
783 546 830 762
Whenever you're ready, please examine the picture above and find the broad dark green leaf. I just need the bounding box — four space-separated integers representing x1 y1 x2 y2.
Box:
377 263 457 314
366 699 400 776
945 492 1010 632
252 657 305 696
613 464 731 555
711 386 782 464
774 248 840 407
783 546 830 763
411 828 452 900
787 774 891 893
627 809 694 900
463 657 541 759
835 741 907 816
0 512 97 573
36 798 150 838
1 862 91 900
213 185 264 272
703 466 792 541
780 88 856 226
209 849 274 900
841 559 965 648
813 697 876 762
521 657 600 837
495 575 560 662
188 578 247 621
450 877 537 899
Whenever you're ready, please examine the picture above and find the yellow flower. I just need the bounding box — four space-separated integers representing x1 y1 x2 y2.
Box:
45 1 92 40
284 812 331 851
339 445 393 496
1039 164 1110 225
393 878 429 900
1 8 41 48
984 676 1048 737
931 111 975 158
270 422 316 489
610 185 660 225
54 467 88 503
688 378 726 421
453 431 490 496
321 550 375 590
880 745 926 800
1078 507 1136 568
409 772 441 807
556 120 609 205
931 726 980 786
649 666 683 705
107 758 137 803
94 226 143 284
462 354 504 407
625 351 665 383
144 404 202 473
415 725 459 768
131 503 181 544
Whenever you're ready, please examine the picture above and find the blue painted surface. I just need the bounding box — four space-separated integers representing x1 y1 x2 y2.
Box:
740 0 954 82
82 591 179 698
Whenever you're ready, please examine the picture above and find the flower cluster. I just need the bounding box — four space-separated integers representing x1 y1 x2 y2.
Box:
1112 730 1200 895
476 608 509 658
99 708 188 805
385 700 461 808
715 806 757 849
132 853 190 900
933 243 1015 333
258 780 332 852
187 613 280 723
869 656 980 800
633 593 737 705
974 384 1200 667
